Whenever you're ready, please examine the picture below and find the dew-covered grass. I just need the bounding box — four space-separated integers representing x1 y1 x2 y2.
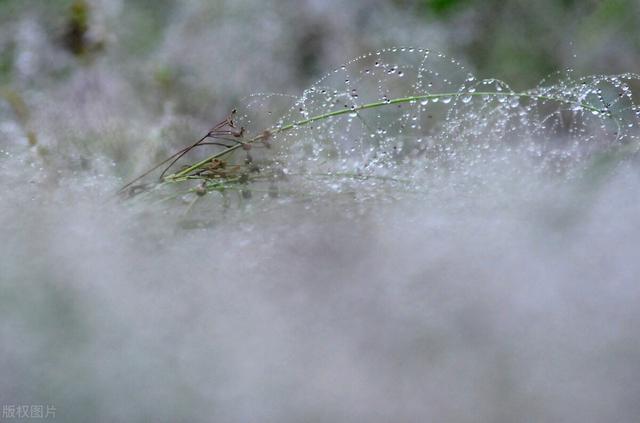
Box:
2 3 640 422
123 48 640 225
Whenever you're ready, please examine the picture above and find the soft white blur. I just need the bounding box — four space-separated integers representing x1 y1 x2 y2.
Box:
1 1 640 422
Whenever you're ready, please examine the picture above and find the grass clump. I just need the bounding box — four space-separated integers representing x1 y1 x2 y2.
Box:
120 48 640 214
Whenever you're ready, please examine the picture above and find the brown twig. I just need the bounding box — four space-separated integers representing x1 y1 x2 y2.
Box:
118 110 242 194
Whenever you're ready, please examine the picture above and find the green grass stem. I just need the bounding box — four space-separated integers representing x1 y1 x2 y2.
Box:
164 90 605 181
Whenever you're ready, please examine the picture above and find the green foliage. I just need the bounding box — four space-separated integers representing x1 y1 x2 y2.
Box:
0 40 14 84
63 0 90 56
422 0 470 16
393 0 640 88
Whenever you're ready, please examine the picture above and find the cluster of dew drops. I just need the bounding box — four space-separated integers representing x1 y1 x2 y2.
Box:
237 47 640 197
